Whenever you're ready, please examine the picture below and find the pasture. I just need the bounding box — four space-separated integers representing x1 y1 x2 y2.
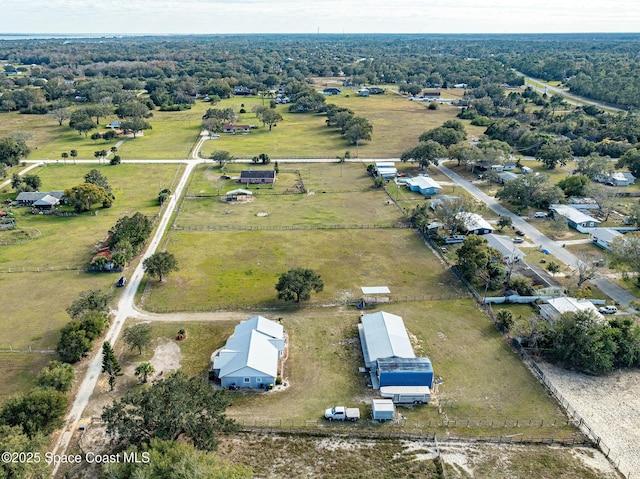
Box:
0 163 182 397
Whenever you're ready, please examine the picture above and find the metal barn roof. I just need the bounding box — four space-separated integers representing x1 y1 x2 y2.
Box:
377 357 433 373
359 311 415 367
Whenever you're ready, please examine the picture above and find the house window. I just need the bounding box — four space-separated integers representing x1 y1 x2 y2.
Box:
243 377 250 383
256 377 262 383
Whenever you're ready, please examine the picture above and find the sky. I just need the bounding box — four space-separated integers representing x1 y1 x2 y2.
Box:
0 0 639 35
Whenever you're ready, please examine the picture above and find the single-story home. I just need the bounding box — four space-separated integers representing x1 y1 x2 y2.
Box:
521 166 533 174
15 191 64 207
368 87 385 95
212 316 285 389
222 123 251 134
568 197 599 211
405 176 442 196
484 234 526 262
590 228 623 250
503 161 517 171
239 170 276 185
233 86 252 96
598 172 636 186
33 194 61 210
550 204 600 233
106 121 121 129
457 212 494 235
323 87 341 95
539 297 603 322
497 172 518 184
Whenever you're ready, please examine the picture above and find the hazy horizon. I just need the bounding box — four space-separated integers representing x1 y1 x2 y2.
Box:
0 0 638 36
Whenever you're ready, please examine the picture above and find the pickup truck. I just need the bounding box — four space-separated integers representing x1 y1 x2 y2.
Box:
324 406 360 421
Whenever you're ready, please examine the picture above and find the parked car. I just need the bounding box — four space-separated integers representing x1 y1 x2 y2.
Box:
599 305 618 314
515 230 525 236
534 212 548 218
512 237 524 243
116 276 127 287
325 406 360 421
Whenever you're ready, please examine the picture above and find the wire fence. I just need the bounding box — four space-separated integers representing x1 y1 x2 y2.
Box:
173 222 406 232
414 223 632 478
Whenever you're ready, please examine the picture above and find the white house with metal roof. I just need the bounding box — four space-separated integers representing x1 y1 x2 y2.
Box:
550 204 600 233
457 212 494 235
590 228 623 250
539 297 603 322
212 316 285 389
484 234 525 262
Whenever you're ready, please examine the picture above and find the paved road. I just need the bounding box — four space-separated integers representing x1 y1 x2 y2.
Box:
435 163 636 307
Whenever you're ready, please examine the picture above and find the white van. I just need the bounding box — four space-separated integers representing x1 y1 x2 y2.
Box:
534 212 548 218
599 305 618 314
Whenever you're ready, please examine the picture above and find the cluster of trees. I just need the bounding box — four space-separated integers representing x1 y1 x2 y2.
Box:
202 107 236 135
103 212 154 270
400 120 467 170
0 359 77 477
324 105 373 146
275 268 324 303
495 174 563 210
65 168 115 213
56 289 110 363
515 311 640 375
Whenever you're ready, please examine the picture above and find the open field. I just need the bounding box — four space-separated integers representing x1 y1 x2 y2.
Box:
141 228 463 311
0 163 182 400
0 163 182 270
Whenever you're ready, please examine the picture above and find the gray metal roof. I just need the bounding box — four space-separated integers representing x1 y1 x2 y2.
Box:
361 286 390 295
360 311 415 367
377 357 433 373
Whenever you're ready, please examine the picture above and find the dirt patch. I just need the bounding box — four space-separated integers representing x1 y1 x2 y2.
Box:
148 339 182 378
538 362 640 477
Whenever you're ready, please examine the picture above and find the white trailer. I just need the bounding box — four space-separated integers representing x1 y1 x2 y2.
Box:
372 399 395 421
379 386 430 404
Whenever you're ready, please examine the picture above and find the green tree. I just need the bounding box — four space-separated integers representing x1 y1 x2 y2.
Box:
70 149 77 160
0 425 49 478
70 113 96 137
549 214 568 239
134 362 155 383
66 289 110 319
123 324 152 355
0 388 67 437
496 174 563 209
65 182 113 212
101 371 236 450
616 148 640 177
158 188 171 205
448 144 483 169
103 439 252 479
546 261 561 276
84 168 113 194
536 139 573 169
275 268 324 303
21 174 41 191
56 327 91 363
121 117 152 138
143 251 178 282
419 125 466 147
36 360 75 393
210 150 234 166
495 310 514 330
109 212 153 254
574 153 613 180
497 216 513 230
557 175 590 197
102 341 123 392
47 106 71 126
344 117 373 146
256 108 282 131
609 232 640 285
400 140 447 170
506 275 534 296
455 235 503 287
0 136 30 166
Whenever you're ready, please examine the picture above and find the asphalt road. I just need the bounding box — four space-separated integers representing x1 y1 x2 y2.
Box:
436 163 636 307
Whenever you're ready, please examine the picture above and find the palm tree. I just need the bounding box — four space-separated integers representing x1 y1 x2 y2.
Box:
135 362 155 383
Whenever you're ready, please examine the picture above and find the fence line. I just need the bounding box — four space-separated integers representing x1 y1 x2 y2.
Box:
0 266 83 274
172 223 407 232
0 347 56 353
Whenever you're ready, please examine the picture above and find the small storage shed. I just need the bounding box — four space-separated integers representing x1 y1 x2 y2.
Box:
376 357 434 388
372 399 395 421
